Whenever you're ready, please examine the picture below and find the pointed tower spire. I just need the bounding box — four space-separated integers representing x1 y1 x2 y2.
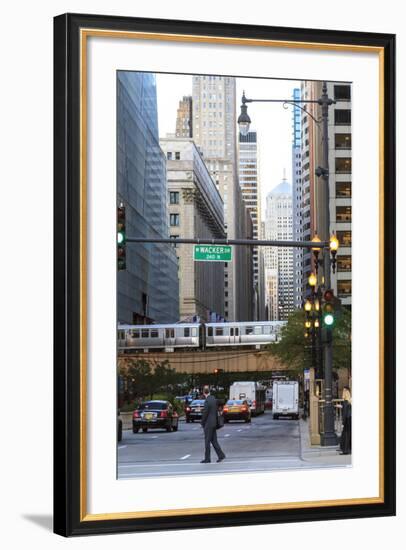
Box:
283 168 287 181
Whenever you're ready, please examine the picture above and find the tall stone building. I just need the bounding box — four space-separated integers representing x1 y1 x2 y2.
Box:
117 71 179 324
160 137 225 322
192 75 253 321
175 96 192 138
238 130 264 319
264 179 294 320
292 88 303 309
301 81 352 308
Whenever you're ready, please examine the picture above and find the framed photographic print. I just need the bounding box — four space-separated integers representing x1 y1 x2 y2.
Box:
54 13 396 536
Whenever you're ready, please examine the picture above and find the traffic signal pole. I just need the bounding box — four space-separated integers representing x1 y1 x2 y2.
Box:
126 237 330 249
319 83 338 446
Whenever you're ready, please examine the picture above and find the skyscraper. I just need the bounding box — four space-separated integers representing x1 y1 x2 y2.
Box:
238 130 263 319
264 178 294 320
192 75 253 321
301 81 352 308
117 71 179 324
175 96 192 137
291 88 303 309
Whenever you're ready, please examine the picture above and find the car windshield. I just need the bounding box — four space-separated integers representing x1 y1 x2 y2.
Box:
191 400 205 406
227 400 244 405
139 402 167 410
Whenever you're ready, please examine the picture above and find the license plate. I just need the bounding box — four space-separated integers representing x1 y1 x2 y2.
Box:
230 408 240 412
144 413 153 420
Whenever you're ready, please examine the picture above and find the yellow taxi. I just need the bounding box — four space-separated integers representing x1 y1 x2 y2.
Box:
223 399 251 423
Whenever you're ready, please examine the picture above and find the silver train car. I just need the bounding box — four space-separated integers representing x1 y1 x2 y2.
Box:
118 323 200 350
205 321 286 347
118 321 286 351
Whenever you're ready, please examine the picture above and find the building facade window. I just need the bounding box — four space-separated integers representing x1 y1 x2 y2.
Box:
170 235 179 247
336 206 352 222
167 152 172 160
337 255 352 272
334 85 351 101
335 133 352 149
336 181 352 198
334 109 351 125
175 151 181 160
169 191 179 204
335 157 352 174
337 230 352 247
170 213 180 226
337 279 352 297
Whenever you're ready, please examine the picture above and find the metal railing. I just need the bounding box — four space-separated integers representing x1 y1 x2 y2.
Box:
318 398 344 437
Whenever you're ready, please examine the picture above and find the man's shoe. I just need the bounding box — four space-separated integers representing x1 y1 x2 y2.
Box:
200 459 211 463
216 456 226 463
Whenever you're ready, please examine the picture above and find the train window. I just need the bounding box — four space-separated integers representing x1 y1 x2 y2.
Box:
150 330 158 338
215 328 224 336
118 331 125 340
131 330 140 338
208 327 213 337
264 326 271 334
254 326 262 335
184 328 190 337
230 328 234 336
192 328 197 337
141 329 149 338
235 328 239 336
165 329 175 338
246 327 254 335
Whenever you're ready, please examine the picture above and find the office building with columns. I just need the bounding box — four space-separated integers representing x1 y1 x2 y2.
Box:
160 137 225 322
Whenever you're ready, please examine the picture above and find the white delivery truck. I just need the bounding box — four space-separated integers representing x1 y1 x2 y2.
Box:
229 381 266 415
272 380 299 419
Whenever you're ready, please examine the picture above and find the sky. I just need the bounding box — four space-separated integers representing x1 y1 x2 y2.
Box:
156 72 301 216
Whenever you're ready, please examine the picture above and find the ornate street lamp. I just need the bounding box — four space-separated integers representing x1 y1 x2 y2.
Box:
237 92 251 136
304 300 312 312
311 233 322 275
308 272 317 288
330 232 339 273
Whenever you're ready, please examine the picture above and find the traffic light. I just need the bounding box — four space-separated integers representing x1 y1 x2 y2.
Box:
323 289 335 327
117 206 126 270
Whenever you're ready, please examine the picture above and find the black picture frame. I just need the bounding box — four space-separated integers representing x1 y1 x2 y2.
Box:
54 12 396 537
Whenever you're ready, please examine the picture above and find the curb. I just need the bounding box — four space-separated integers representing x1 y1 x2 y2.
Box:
299 419 340 460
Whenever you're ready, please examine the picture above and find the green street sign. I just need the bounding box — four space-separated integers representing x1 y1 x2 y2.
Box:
193 244 232 262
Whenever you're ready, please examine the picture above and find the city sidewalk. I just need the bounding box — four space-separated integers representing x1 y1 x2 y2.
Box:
299 418 351 467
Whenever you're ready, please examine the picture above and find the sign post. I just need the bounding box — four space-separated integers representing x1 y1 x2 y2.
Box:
193 244 232 262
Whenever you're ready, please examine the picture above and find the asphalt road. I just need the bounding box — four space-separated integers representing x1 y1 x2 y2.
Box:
117 411 346 479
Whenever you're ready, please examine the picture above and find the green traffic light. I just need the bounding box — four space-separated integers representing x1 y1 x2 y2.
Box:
117 231 125 245
324 313 334 326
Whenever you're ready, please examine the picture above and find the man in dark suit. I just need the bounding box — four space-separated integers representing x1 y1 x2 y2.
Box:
200 386 226 463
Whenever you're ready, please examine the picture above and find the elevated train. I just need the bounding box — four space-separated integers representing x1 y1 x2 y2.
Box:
117 321 286 351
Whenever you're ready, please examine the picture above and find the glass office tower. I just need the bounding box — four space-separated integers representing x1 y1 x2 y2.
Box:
117 72 179 324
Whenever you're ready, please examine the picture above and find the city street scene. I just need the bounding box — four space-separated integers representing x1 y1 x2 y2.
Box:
116 71 352 479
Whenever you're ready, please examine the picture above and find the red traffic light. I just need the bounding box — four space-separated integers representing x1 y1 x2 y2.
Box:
324 289 334 302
